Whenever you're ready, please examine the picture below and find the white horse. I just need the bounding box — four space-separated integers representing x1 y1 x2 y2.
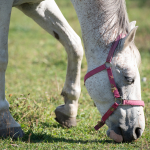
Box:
0 0 145 142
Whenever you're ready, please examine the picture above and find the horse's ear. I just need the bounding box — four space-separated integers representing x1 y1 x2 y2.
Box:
123 26 138 49
129 21 136 31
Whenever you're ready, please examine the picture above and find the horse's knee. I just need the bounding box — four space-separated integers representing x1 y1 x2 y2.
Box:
73 37 83 60
61 87 81 101
0 50 8 71
67 36 83 61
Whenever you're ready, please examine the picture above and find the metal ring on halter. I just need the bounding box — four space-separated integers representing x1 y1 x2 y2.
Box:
105 62 112 69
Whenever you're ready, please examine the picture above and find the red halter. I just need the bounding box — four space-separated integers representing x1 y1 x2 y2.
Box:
84 34 145 130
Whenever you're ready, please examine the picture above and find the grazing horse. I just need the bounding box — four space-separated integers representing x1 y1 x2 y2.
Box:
0 0 145 142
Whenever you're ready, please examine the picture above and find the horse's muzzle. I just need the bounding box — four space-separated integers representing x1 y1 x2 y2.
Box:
107 126 143 142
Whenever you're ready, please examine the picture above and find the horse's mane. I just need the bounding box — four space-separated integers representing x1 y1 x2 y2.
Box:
98 0 130 36
98 0 141 66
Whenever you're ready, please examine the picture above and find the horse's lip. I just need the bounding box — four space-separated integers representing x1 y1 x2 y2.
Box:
109 130 123 143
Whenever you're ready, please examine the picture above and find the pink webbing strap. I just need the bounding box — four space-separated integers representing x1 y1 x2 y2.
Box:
84 64 106 83
106 34 125 63
106 68 120 98
123 100 145 107
94 100 145 131
84 34 123 84
94 102 119 130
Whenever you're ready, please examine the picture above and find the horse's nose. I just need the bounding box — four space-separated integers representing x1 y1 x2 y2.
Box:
108 127 143 142
120 127 142 142
135 128 142 139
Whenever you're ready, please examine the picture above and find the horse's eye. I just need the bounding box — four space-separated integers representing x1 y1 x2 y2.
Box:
124 76 134 84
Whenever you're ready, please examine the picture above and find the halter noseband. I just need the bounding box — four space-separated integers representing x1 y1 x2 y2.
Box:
84 34 145 130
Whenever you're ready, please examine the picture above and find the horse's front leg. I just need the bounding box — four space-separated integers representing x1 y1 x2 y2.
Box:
17 0 83 127
0 0 24 138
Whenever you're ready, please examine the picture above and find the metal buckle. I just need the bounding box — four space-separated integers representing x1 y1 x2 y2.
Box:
115 97 123 105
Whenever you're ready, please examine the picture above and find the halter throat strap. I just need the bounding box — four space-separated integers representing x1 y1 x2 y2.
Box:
84 34 145 130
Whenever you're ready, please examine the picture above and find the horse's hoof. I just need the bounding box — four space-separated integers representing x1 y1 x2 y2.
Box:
55 110 77 128
0 127 24 139
0 109 24 139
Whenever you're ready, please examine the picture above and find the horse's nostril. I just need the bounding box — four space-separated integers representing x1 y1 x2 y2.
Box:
117 127 142 142
135 128 142 139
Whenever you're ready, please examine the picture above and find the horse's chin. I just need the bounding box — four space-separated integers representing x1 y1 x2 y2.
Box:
107 130 123 143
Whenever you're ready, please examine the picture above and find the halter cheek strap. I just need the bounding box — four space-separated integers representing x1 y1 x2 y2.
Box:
84 34 145 130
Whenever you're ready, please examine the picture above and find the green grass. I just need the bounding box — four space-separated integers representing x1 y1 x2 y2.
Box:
1 0 150 149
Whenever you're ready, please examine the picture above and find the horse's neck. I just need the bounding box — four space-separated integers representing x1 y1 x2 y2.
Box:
71 0 119 71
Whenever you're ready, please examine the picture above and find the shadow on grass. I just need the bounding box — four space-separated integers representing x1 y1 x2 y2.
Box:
20 122 113 144
22 131 113 144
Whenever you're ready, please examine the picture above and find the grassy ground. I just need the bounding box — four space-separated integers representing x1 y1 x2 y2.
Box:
1 0 150 149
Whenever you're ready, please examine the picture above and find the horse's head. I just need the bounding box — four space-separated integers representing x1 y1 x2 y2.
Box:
106 25 145 142
85 22 145 142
